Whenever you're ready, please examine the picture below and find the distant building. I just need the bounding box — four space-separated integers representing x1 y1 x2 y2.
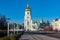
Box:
38 18 46 30
31 20 38 31
38 18 51 31
52 18 60 31
44 24 50 31
9 23 20 29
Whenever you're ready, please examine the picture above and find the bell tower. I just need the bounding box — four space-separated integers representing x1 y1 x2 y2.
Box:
24 4 32 31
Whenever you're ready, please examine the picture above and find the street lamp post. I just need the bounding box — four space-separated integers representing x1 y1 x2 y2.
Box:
7 21 9 36
7 18 10 36
17 24 18 34
13 23 15 34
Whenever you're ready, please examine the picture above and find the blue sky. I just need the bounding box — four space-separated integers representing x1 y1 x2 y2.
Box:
0 0 60 24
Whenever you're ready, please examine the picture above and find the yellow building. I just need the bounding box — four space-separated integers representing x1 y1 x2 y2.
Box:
52 19 60 31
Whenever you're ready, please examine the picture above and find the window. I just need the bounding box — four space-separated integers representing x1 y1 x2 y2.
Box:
27 22 29 26
27 12 29 15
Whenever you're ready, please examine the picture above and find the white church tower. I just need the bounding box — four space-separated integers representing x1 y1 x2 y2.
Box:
24 4 32 31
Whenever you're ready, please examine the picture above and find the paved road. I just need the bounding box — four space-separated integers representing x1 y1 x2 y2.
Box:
19 32 60 40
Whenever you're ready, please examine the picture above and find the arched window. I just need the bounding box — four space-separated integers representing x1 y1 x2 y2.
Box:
27 12 29 15
27 22 29 26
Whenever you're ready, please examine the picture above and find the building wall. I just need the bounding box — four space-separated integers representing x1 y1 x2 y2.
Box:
52 19 60 31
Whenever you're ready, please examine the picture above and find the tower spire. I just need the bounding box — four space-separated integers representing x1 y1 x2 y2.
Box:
25 3 31 11
27 3 29 8
40 17 43 23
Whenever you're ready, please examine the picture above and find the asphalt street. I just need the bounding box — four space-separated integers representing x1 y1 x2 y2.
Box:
19 32 60 40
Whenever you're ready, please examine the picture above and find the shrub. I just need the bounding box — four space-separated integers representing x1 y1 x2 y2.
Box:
0 36 10 40
15 32 23 40
0 32 24 40
3 36 10 40
0 38 3 40
10 34 16 40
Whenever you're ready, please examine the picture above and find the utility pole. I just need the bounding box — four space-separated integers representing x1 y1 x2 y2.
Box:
7 18 10 36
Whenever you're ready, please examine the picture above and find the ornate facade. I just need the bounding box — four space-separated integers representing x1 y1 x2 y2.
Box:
24 4 32 31
24 4 39 31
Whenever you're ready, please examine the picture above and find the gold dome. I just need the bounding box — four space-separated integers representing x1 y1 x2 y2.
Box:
25 4 31 11
40 17 43 23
